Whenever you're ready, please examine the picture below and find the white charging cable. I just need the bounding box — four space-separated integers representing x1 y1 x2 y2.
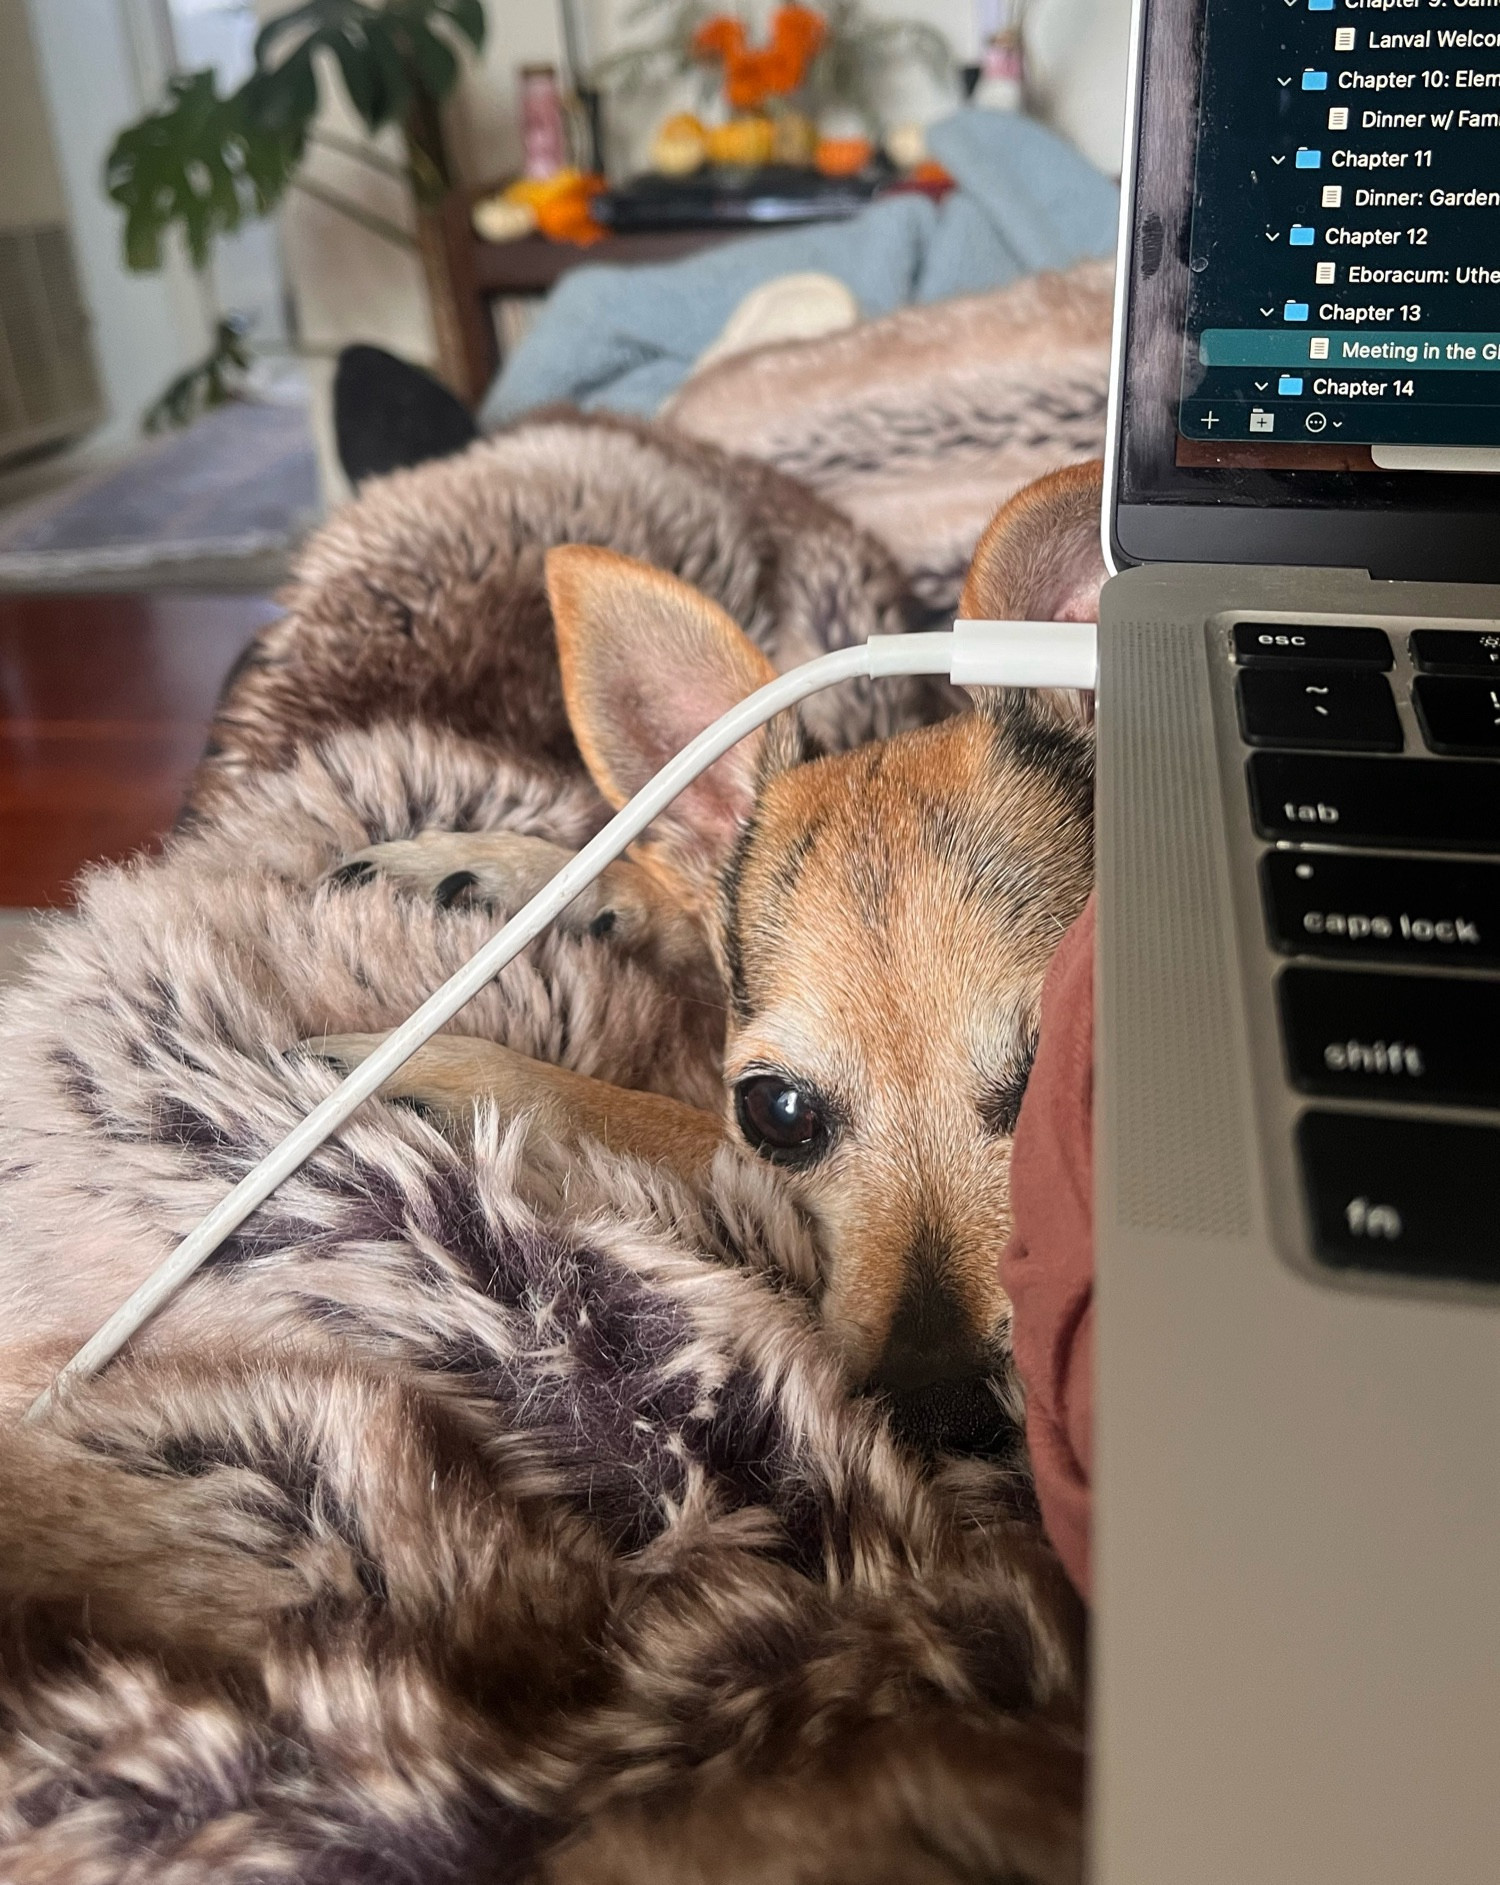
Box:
25 620 1096 1423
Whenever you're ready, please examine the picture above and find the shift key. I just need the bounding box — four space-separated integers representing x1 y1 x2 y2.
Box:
1249 752 1500 850
1263 850 1500 964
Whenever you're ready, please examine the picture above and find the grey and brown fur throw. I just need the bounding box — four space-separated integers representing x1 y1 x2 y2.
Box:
0 416 1085 1884
664 261 1114 613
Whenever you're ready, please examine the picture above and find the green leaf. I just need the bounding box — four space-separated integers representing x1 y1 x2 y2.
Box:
107 0 490 276
439 0 486 52
400 17 459 101
362 19 413 126
239 53 308 141
144 317 253 432
253 0 332 71
106 70 251 270
326 25 388 130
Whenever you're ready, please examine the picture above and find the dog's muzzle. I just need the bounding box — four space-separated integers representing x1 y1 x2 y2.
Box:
869 1372 1020 1462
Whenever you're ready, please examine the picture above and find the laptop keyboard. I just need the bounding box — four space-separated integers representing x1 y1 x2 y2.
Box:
1235 622 1500 1285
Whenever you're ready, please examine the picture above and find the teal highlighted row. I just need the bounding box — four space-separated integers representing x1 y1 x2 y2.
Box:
1200 331 1500 370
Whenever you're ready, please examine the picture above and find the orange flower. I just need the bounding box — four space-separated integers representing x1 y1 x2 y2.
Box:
723 49 767 110
697 7 825 106
693 15 747 61
772 6 826 65
760 47 801 92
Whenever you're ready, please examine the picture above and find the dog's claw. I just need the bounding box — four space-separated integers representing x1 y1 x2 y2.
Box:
327 859 376 888
434 870 480 910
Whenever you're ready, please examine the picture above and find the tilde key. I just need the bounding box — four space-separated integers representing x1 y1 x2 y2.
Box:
1237 666 1402 752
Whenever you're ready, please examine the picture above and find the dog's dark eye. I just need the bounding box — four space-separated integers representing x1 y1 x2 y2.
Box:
734 1076 828 1163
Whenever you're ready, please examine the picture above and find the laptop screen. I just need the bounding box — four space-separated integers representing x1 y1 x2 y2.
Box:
1112 0 1500 578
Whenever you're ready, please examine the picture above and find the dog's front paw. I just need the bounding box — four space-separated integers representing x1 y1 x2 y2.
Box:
326 832 576 913
323 830 714 978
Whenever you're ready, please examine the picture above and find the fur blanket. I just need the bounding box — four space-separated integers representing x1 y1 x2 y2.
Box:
664 262 1115 613
0 418 1083 1884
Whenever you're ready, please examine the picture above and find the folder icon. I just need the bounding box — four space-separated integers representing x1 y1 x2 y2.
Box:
1296 148 1322 169
1279 375 1305 396
1284 301 1310 322
1309 0 1334 11
1290 225 1316 246
1302 69 1328 90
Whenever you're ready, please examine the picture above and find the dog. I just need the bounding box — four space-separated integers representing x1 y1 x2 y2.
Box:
314 459 1107 1457
0 448 1107 1885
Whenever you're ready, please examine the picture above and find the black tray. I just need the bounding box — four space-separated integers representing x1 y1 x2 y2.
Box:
595 165 884 231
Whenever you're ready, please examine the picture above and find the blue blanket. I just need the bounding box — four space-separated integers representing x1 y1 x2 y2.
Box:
480 108 1119 424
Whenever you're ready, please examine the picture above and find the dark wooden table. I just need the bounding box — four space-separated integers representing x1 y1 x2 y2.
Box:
0 592 279 907
473 227 734 300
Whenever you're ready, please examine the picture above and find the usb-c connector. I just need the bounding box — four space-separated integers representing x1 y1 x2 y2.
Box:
948 619 1098 692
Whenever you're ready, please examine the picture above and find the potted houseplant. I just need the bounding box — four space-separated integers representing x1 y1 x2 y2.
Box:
107 0 494 415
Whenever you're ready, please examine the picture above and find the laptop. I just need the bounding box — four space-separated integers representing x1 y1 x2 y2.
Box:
1094 3 1500 1880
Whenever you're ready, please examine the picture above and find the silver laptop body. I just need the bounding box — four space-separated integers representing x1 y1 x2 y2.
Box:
1095 4 1500 1880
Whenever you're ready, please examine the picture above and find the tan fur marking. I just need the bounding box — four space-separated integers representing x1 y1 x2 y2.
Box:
314 1033 725 1181
722 708 1091 1379
960 460 1106 736
547 545 775 812
547 545 780 927
960 460 1106 625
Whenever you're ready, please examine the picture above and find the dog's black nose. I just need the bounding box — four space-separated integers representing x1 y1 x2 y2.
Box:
871 1264 978 1394
866 1268 1015 1458
871 1371 1017 1460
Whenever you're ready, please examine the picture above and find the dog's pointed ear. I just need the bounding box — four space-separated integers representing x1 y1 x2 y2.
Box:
547 545 780 900
960 460 1107 733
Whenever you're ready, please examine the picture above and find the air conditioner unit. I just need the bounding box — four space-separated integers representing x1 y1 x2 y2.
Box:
0 222 104 464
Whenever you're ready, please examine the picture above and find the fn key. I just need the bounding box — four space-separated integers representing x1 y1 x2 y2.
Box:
1298 1111 1500 1285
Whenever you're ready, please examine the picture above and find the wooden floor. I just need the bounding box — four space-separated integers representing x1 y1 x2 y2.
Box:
0 593 280 907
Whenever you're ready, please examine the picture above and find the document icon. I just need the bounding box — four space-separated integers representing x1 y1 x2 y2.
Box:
1310 337 1331 360
1296 148 1323 169
1316 261 1337 283
1284 301 1310 322
1290 225 1316 246
1302 69 1329 91
1328 107 1349 130
1278 375 1305 396
1335 27 1356 50
1321 184 1343 208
